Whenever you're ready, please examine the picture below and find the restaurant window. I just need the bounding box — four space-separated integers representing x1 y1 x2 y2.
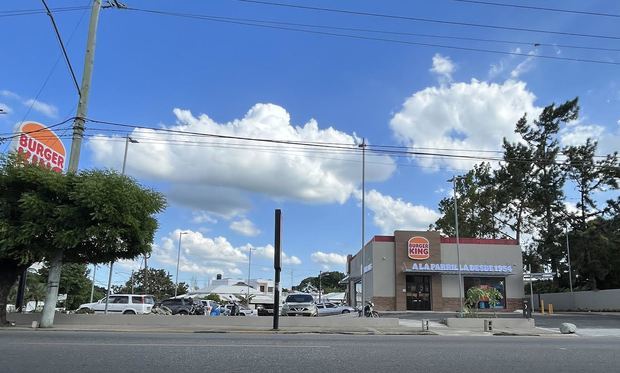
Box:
463 277 506 309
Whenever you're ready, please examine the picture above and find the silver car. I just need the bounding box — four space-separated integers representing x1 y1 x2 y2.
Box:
316 302 355 316
281 293 318 317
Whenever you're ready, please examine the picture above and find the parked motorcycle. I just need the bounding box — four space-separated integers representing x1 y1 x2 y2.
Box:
359 301 379 318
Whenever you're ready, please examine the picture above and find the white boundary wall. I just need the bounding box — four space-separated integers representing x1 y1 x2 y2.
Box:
539 289 620 311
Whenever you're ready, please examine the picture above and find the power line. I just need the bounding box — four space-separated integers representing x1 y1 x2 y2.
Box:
125 7 620 66
41 0 82 97
123 9 620 53
451 0 620 19
235 0 620 40
0 117 76 144
0 6 89 18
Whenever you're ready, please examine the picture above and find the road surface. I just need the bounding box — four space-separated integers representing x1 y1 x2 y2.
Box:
1 330 619 373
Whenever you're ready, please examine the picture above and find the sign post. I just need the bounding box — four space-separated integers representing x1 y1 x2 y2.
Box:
272 209 282 330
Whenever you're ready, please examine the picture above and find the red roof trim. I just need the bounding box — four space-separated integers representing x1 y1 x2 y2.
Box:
373 235 395 243
440 237 519 245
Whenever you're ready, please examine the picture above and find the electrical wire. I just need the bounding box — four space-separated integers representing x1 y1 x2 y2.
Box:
451 0 620 19
0 6 89 18
235 0 620 40
123 9 620 53
41 0 82 97
125 7 620 66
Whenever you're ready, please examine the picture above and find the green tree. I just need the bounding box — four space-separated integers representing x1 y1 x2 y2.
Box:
38 263 93 310
563 139 619 289
0 155 166 326
434 163 507 238
298 271 346 293
111 268 187 301
494 137 536 242
517 98 578 284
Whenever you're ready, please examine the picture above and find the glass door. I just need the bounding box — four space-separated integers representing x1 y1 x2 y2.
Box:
406 275 431 310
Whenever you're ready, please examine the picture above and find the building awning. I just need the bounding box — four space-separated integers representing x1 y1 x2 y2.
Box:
339 275 361 284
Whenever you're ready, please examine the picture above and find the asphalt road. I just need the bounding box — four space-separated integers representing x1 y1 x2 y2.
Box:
2 330 619 373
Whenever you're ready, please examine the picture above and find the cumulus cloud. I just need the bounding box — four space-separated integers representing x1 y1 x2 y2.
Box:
251 244 302 265
390 79 540 169
230 218 261 237
88 103 395 217
559 122 620 156
152 229 248 277
311 251 347 270
23 99 58 118
430 53 455 83
359 189 441 234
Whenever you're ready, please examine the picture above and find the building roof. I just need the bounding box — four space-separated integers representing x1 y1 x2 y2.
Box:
369 235 518 246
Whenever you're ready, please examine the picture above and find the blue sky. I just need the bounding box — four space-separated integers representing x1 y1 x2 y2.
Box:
1 0 619 291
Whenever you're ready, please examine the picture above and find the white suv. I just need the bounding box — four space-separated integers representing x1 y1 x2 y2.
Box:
78 294 155 314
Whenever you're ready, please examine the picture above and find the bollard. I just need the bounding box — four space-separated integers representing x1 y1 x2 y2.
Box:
548 303 554 315
31 321 39 329
484 319 493 332
540 300 545 315
421 319 429 331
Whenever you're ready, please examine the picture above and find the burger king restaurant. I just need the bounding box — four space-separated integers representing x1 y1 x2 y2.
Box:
345 230 524 311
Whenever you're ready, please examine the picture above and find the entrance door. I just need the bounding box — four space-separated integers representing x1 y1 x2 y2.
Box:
406 275 431 310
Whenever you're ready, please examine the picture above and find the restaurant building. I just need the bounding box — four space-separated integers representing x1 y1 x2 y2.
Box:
346 230 524 311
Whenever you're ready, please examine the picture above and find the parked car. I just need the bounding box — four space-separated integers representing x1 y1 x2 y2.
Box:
157 298 201 315
256 303 274 316
281 293 318 317
78 294 155 314
222 303 257 316
316 302 355 316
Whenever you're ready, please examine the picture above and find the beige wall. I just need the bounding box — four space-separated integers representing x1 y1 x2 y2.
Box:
440 243 524 299
371 242 396 297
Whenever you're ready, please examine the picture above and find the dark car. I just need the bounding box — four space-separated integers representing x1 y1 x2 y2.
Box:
158 298 201 315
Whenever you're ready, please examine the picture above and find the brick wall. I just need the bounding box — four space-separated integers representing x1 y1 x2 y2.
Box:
372 296 396 311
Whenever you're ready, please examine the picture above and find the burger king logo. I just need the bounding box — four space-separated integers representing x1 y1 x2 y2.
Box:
408 236 430 260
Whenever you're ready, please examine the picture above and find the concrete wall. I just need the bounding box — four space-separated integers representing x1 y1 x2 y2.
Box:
441 243 524 299
539 289 620 311
372 241 395 297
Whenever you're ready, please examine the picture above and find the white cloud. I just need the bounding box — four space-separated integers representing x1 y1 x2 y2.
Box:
191 211 218 224
88 103 395 217
23 99 58 118
560 122 619 156
0 90 21 100
251 244 302 265
390 79 540 169
430 53 455 83
360 189 441 234
311 251 347 271
152 229 248 277
0 103 11 115
510 51 536 79
230 218 261 237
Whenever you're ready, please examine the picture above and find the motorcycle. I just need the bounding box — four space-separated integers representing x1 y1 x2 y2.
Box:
359 301 379 318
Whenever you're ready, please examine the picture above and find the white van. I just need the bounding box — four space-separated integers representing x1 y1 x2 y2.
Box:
78 294 155 314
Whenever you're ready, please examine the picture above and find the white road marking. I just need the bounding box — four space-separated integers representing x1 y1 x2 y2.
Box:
12 342 330 348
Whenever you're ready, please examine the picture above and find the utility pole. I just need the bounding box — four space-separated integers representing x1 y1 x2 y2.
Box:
40 0 102 328
130 270 134 294
359 139 366 308
318 271 322 303
565 225 574 293
450 176 464 317
105 135 137 314
89 264 97 303
144 254 149 294
246 247 254 302
272 209 282 330
175 231 187 297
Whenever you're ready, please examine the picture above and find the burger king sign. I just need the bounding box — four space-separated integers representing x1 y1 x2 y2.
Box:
15 122 66 173
408 236 430 260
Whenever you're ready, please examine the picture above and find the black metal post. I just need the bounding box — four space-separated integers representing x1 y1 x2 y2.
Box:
15 269 28 312
273 209 282 330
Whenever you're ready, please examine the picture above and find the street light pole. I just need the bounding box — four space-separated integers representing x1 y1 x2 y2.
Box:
105 135 138 314
359 139 366 307
450 177 464 316
565 225 574 293
175 231 187 297
319 271 322 303
89 264 97 303
246 247 254 300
